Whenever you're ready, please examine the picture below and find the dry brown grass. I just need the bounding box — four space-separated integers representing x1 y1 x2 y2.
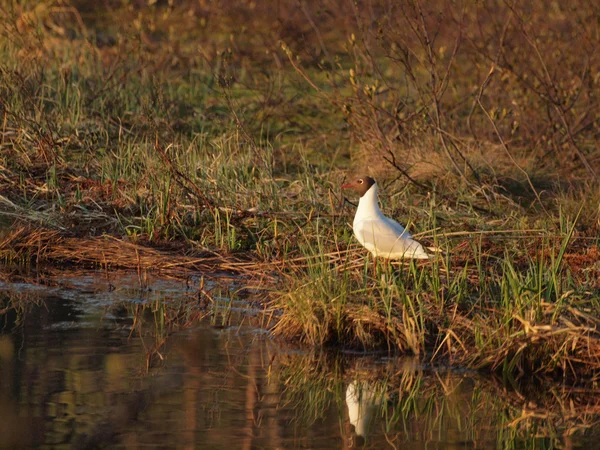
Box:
274 288 600 381
0 224 277 282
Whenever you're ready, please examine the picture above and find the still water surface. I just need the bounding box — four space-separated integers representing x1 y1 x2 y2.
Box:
1 273 599 449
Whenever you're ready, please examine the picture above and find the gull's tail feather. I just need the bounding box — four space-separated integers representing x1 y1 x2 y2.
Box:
405 241 430 259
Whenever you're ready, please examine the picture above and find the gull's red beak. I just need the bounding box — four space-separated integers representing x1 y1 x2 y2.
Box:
341 183 354 189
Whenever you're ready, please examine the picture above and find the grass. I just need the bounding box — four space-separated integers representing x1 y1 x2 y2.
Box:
273 211 600 380
1 0 600 383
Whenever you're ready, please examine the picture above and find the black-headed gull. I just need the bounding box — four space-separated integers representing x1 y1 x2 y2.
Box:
342 176 429 266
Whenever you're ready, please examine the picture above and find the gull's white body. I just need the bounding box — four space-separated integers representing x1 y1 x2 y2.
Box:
352 183 429 260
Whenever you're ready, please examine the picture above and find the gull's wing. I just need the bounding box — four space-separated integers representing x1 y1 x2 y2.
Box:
354 216 429 259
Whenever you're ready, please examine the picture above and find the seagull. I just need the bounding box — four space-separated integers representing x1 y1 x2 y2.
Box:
342 176 429 269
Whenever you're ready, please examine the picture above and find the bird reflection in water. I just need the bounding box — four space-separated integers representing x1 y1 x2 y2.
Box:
346 380 382 446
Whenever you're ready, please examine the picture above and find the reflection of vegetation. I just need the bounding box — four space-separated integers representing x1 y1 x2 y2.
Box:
276 352 600 448
116 282 243 372
487 379 600 449
278 351 345 424
0 279 599 448
0 291 43 331
0 278 255 447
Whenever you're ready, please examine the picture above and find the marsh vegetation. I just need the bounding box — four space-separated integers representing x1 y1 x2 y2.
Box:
1 0 600 386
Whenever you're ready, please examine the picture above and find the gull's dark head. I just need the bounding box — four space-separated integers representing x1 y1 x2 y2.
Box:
341 176 376 197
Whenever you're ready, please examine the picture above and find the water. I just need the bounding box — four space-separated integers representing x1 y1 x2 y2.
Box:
1 273 599 449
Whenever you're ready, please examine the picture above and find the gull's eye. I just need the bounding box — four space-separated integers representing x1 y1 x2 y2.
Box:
358 179 363 184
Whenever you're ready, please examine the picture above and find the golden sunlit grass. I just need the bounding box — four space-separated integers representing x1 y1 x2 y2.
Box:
0 224 281 283
1 0 600 382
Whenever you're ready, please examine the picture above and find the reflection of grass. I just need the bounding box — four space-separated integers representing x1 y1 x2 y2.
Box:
1 1 600 381
0 291 44 330
123 284 241 372
276 352 600 448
